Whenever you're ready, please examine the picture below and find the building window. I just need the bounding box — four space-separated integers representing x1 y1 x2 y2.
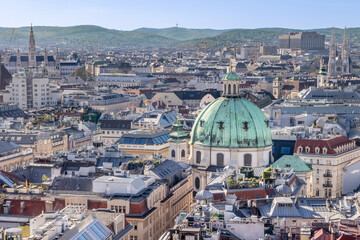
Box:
217 153 224 166
181 149 185 157
323 148 327 154
316 189 319 196
269 151 272 162
195 177 200 189
298 147 303 153
305 147 310 153
196 151 201 164
244 154 252 166
171 150 175 158
315 147 320 154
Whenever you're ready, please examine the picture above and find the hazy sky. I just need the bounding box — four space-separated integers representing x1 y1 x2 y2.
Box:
0 0 358 30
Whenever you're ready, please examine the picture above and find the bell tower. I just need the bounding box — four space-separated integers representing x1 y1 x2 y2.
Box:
272 76 283 99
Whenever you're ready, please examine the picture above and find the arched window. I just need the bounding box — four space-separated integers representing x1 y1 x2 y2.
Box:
216 153 224 166
244 154 252 166
233 84 237 95
269 151 272 162
171 150 175 158
181 149 185 157
228 84 231 95
298 147 303 153
196 151 201 164
195 177 200 189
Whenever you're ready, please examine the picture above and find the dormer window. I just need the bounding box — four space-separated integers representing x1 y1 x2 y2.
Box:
315 147 320 154
298 146 303 153
322 148 327 154
305 147 310 153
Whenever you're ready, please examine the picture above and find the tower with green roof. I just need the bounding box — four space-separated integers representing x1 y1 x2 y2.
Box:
168 117 189 162
317 58 329 87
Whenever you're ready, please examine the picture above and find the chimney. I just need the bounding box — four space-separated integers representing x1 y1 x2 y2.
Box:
4 201 11 214
20 201 25 213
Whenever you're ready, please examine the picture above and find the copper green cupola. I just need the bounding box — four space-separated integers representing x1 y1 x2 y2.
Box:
169 117 188 142
189 71 272 148
222 67 241 97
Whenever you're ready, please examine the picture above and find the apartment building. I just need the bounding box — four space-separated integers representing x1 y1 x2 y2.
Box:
295 136 360 197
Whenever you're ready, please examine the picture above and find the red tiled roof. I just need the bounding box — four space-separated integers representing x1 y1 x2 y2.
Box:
337 234 360 240
53 199 65 211
0 198 46 217
294 136 355 155
88 200 107 210
212 193 225 201
0 171 25 184
312 228 331 240
228 189 270 200
130 200 147 214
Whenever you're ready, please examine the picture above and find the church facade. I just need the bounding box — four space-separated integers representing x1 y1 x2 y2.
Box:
328 27 351 77
2 26 59 74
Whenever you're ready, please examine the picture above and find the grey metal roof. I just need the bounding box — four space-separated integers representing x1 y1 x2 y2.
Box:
0 141 22 154
51 176 93 191
273 106 360 115
150 160 182 179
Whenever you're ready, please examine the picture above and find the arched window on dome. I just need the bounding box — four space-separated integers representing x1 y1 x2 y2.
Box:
233 84 237 95
181 149 185 158
196 151 201 164
216 153 224 166
171 150 175 158
228 84 231 95
244 154 252 166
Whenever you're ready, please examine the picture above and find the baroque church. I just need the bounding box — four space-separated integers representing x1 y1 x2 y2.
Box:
2 25 59 74
328 27 351 77
169 71 273 191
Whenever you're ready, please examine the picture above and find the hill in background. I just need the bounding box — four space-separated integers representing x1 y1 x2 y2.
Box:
0 25 359 50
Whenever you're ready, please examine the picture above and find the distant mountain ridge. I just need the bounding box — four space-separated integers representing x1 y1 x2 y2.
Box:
0 25 359 50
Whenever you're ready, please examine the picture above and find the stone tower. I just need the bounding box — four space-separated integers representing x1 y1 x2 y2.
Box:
28 24 36 67
341 27 350 74
168 117 189 163
328 27 336 78
317 59 328 87
272 76 283 99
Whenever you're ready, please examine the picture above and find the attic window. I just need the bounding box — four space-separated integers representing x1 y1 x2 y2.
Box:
200 120 205 127
322 148 327 154
243 121 249 131
217 121 224 130
305 147 310 153
298 147 303 153
315 147 320 154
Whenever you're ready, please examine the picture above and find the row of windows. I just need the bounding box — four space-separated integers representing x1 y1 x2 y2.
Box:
195 151 252 167
171 149 186 158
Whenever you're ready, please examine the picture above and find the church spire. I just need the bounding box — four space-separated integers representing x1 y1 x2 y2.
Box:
328 27 337 77
28 24 36 67
342 26 348 46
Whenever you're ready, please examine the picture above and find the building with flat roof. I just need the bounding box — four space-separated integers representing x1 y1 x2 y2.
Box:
278 32 325 50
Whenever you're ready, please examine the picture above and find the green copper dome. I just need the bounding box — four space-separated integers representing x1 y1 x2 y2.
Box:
189 97 272 148
223 72 240 81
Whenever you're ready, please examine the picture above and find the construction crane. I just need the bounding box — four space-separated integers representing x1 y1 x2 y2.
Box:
203 40 215 58
4 28 15 61
197 43 204 60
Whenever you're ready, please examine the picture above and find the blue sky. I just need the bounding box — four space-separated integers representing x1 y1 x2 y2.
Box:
0 0 358 30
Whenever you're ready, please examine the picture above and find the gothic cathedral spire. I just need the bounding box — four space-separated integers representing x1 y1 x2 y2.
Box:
328 27 337 77
28 24 36 67
341 26 350 74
